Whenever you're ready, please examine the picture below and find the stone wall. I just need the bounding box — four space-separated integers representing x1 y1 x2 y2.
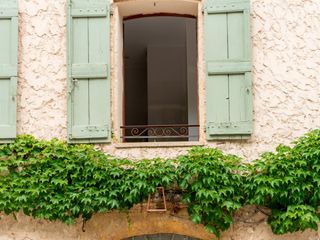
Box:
1 0 319 239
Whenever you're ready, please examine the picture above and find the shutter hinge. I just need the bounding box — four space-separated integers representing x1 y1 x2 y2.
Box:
110 5 114 16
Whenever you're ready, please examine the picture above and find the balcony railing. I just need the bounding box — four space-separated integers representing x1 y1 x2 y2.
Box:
120 124 199 141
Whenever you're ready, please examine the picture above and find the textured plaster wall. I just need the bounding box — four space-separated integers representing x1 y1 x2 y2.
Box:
2 0 319 239
16 0 320 161
17 0 68 139
1 205 320 240
202 0 320 161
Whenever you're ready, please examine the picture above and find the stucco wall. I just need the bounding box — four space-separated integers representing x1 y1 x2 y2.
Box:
3 0 320 239
16 0 320 161
1 205 320 240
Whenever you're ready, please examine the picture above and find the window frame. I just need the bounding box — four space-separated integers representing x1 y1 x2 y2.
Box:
111 0 203 145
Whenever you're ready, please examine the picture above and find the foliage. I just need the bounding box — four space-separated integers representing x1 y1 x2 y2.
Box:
245 129 320 234
178 147 244 238
0 129 319 238
0 135 176 223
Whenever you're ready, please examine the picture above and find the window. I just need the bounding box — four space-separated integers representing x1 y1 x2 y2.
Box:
67 0 252 143
122 15 199 142
0 0 18 142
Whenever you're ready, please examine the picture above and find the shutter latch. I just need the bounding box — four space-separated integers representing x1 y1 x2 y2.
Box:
69 78 78 94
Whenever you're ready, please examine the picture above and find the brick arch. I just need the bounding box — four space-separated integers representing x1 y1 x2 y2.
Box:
123 233 200 239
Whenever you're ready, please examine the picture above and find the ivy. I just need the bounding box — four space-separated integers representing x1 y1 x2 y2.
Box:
244 129 320 234
0 136 176 223
0 129 319 238
178 147 244 238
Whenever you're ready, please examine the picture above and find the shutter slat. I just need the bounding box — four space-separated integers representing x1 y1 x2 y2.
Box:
68 0 111 142
0 9 18 18
207 61 250 75
208 121 252 135
0 0 18 16
71 8 107 17
72 63 108 78
205 2 249 14
206 75 229 124
205 0 252 140
72 125 109 139
0 65 17 78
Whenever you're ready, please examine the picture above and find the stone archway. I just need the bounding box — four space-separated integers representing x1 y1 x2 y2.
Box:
123 233 200 240
80 205 215 239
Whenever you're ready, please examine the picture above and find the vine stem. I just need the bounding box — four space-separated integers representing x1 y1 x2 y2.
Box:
82 219 86 232
257 206 271 217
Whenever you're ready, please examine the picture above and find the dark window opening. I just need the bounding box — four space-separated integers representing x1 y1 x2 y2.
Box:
122 16 199 142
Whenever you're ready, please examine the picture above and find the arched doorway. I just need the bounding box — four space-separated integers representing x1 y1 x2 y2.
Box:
123 233 200 239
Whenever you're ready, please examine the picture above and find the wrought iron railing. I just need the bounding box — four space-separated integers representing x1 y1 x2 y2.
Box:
120 124 199 141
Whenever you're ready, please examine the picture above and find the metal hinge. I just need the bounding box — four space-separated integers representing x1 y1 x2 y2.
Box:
110 4 114 16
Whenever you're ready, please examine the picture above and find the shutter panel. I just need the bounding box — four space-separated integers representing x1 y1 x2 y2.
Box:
204 0 253 140
0 0 18 142
68 0 111 142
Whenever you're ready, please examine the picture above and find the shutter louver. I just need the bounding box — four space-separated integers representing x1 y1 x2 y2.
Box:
0 0 18 142
68 0 111 142
204 0 253 140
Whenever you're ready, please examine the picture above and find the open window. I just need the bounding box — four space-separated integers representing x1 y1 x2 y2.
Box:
67 0 252 144
121 15 199 142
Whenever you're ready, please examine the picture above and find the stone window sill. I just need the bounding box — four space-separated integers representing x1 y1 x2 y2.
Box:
114 141 204 149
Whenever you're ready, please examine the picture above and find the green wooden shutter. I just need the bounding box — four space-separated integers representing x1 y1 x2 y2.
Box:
0 0 18 142
68 0 111 143
204 0 253 140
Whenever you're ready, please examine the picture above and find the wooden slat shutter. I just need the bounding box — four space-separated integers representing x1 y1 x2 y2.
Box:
0 0 18 142
204 0 253 140
68 0 111 143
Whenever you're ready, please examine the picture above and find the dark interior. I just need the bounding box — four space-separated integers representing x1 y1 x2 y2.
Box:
123 16 198 142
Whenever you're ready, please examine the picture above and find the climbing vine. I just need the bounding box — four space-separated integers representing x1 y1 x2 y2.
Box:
0 129 319 238
244 129 320 234
177 147 244 238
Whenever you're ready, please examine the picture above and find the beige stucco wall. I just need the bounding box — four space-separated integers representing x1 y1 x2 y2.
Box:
2 0 319 239
16 0 320 161
1 205 320 240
